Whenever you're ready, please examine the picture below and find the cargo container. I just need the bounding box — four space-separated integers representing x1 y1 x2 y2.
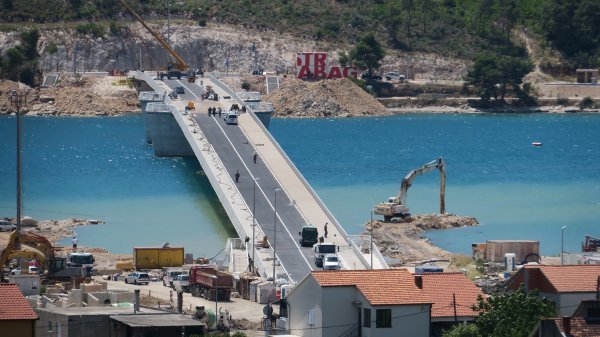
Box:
133 247 184 270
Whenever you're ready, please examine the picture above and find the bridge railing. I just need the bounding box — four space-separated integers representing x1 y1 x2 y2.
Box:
347 235 388 269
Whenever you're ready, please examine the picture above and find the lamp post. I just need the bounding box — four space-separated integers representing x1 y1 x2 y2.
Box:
273 188 281 285
208 274 218 329
10 90 27 250
252 178 260 273
561 226 568 265
370 209 374 270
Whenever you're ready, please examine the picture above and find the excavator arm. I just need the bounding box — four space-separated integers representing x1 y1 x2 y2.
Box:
117 0 189 71
396 157 446 213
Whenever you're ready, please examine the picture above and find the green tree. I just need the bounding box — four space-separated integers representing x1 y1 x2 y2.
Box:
442 323 482 337
46 41 58 55
473 287 554 337
465 53 532 101
338 51 349 67
349 32 385 77
19 29 40 60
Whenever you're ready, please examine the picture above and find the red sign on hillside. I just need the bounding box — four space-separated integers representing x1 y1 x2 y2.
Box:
296 52 358 80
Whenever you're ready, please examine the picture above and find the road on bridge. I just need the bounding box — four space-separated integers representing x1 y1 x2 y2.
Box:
162 79 315 283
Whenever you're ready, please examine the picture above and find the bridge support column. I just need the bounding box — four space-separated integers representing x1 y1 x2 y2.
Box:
146 102 194 157
139 91 165 144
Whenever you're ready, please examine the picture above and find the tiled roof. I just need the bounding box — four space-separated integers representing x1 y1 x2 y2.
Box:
0 284 38 320
419 272 483 318
554 317 600 337
508 265 600 293
312 269 432 306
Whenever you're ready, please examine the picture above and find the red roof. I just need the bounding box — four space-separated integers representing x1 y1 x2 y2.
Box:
554 317 600 337
419 272 483 318
312 269 432 306
0 284 38 320
508 265 600 293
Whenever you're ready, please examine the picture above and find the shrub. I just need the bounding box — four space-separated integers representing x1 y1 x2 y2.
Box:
241 81 251 91
579 96 594 110
75 23 105 38
109 21 122 36
555 97 569 105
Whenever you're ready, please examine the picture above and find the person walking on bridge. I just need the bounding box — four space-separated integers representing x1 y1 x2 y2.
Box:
253 152 258 164
324 222 328 238
235 170 240 183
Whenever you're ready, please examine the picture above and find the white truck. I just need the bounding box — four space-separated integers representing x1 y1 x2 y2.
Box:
163 269 184 287
313 242 337 268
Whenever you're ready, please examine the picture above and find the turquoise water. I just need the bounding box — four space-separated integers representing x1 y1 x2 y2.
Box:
1 113 599 256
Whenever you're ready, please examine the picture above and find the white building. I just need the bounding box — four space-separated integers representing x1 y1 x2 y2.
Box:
285 269 432 337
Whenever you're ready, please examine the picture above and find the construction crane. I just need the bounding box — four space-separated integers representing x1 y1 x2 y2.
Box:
117 0 195 82
373 158 446 221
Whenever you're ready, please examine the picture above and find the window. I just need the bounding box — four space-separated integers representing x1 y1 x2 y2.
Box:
376 309 392 328
363 308 371 327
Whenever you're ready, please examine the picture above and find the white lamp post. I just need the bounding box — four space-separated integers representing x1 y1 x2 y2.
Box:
370 209 374 269
273 188 281 285
252 178 259 273
561 226 568 265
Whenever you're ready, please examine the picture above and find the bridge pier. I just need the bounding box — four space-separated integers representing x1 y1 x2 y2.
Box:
145 102 194 157
139 91 165 144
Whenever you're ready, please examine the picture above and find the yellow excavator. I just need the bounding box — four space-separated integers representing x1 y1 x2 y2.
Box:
373 158 446 221
117 0 196 82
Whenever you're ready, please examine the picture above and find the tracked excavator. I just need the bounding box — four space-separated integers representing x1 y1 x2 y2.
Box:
117 0 196 82
374 158 446 221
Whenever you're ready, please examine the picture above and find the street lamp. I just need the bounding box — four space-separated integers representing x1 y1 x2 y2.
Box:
273 188 281 285
561 226 568 265
10 90 28 250
252 178 260 273
208 274 218 329
370 209 374 270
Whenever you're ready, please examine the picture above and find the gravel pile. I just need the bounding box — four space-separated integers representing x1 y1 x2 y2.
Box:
265 77 391 118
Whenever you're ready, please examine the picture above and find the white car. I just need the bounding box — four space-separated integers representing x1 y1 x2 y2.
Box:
385 72 406 81
322 254 341 270
0 220 16 232
172 274 190 292
163 269 183 287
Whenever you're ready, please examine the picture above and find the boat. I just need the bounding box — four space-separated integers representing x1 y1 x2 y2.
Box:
531 142 543 147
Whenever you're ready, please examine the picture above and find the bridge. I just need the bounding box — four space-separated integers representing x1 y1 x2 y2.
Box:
132 72 387 284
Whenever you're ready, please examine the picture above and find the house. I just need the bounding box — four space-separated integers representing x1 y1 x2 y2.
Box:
419 272 483 337
0 283 38 337
528 300 600 337
576 69 599 84
284 269 432 337
35 307 204 337
506 265 600 316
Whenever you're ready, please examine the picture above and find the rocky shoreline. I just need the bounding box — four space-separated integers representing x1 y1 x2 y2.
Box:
364 213 479 266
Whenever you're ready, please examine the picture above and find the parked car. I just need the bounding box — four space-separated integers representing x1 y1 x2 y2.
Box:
124 272 150 285
322 254 341 270
163 269 184 287
361 72 382 81
385 71 406 81
175 86 185 94
172 274 190 292
0 220 16 232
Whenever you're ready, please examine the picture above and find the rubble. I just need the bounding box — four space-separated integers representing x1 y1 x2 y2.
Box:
265 77 391 118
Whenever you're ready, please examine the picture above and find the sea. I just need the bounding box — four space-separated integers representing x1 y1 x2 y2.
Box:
1 113 599 257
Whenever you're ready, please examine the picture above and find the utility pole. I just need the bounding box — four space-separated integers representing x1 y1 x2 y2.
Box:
453 293 457 322
167 1 171 45
273 188 281 285
370 209 374 269
10 90 28 250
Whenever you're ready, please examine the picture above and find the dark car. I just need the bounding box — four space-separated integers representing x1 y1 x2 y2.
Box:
361 73 382 81
175 86 185 94
124 272 150 285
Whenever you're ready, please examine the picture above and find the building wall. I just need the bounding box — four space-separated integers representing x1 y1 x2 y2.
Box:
322 286 362 337
552 292 599 316
0 320 35 337
287 276 324 337
35 310 110 337
360 304 430 337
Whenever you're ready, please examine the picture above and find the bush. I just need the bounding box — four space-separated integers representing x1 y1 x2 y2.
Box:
241 81 251 91
579 97 594 110
555 97 569 105
75 23 105 38
109 21 122 36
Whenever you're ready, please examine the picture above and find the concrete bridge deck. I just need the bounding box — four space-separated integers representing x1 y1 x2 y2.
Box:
132 72 387 283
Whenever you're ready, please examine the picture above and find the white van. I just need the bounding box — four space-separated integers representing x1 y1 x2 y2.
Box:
224 111 238 125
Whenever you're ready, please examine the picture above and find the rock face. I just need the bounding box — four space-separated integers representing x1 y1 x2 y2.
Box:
365 213 479 265
265 77 391 118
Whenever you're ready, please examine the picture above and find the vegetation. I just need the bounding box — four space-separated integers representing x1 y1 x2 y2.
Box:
0 28 40 86
75 22 105 38
442 286 554 337
0 1 597 69
349 33 385 77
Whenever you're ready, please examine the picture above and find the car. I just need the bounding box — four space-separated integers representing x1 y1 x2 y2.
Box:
0 220 16 232
322 254 341 270
385 71 406 81
172 274 190 292
361 73 382 81
124 272 150 285
175 86 185 94
163 269 183 287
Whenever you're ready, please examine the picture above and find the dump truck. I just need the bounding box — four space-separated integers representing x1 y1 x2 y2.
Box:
133 247 184 270
188 265 234 301
313 242 337 267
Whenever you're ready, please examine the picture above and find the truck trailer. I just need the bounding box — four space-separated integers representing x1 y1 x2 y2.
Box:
189 266 234 301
